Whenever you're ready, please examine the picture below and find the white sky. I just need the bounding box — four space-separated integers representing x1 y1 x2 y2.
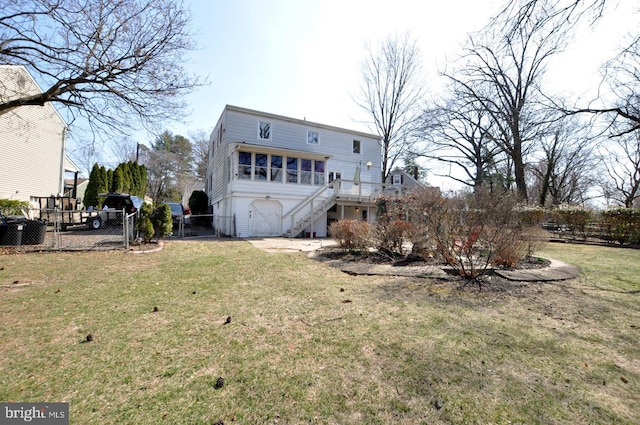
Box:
132 0 637 189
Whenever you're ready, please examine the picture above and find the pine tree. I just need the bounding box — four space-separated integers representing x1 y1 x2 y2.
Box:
84 163 102 209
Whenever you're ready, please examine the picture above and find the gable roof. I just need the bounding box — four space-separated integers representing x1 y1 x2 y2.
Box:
0 65 68 129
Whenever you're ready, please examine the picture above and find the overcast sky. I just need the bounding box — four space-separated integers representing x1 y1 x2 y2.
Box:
144 0 636 189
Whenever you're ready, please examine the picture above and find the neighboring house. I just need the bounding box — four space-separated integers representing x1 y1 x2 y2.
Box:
64 177 89 205
384 167 427 196
0 65 77 203
206 105 383 238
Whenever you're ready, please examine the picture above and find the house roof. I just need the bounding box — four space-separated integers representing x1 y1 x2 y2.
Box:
64 156 81 173
225 104 381 142
0 65 68 130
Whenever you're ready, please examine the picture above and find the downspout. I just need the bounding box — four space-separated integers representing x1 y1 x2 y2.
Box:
58 127 68 197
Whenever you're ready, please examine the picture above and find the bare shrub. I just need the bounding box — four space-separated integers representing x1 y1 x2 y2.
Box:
406 188 536 279
402 188 447 261
328 219 372 252
373 219 415 257
374 196 414 257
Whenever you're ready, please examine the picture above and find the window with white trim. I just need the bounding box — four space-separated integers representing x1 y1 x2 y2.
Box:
314 160 325 185
307 130 319 145
255 153 268 180
301 159 312 184
258 121 271 140
238 152 252 179
286 157 298 183
271 155 283 182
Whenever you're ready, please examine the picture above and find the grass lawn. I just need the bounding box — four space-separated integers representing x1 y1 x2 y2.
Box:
1 241 639 424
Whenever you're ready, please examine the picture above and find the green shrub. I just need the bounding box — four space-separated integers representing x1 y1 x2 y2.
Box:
517 205 546 227
153 204 173 239
188 190 208 214
138 217 154 243
328 219 371 253
600 208 640 245
0 199 30 216
551 204 593 237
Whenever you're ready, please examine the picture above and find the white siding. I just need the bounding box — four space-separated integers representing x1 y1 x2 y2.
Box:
223 106 381 186
205 105 382 237
0 66 67 202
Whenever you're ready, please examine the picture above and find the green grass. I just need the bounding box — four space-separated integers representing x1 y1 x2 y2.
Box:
1 241 639 424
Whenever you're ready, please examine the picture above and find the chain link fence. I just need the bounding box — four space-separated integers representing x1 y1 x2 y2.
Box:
2 210 237 251
0 208 135 252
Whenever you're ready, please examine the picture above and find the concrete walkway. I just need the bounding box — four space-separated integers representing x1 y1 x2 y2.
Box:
494 259 580 282
245 237 338 253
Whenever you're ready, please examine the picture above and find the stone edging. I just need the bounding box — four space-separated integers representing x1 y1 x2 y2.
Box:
309 251 579 282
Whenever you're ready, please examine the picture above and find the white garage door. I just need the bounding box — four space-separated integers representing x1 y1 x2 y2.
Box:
249 200 282 237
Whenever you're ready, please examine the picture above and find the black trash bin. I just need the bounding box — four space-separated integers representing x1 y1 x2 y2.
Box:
0 223 23 246
0 217 46 246
23 220 47 244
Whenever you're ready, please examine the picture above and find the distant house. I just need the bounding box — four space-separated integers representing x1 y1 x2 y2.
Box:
0 65 78 203
383 167 431 196
205 105 383 238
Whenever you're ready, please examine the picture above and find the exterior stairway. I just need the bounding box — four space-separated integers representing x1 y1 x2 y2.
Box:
284 184 336 238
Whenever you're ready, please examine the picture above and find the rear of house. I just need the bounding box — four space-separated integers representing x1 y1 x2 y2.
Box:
205 105 382 238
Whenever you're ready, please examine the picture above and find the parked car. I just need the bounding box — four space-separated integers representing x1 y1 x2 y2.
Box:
87 193 143 229
165 202 190 227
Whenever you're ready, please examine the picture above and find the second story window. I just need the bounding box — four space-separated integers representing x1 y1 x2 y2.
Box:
352 140 361 154
259 121 271 140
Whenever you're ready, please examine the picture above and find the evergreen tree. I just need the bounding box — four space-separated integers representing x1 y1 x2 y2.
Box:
112 167 125 193
84 163 102 209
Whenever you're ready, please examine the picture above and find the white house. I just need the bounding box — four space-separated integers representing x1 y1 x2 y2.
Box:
206 105 383 238
0 65 78 203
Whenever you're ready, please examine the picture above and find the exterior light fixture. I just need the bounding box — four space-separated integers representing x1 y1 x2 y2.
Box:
366 161 372 170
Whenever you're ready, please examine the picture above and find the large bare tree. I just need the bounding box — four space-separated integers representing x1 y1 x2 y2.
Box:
528 117 598 206
444 1 573 202
355 32 423 182
419 92 503 190
0 0 201 138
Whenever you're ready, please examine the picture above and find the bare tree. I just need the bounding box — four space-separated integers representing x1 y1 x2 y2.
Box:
355 32 423 181
443 2 574 202
571 35 640 138
498 0 607 35
0 0 202 138
528 117 598 206
597 133 640 208
419 89 504 190
189 129 212 181
110 138 139 165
